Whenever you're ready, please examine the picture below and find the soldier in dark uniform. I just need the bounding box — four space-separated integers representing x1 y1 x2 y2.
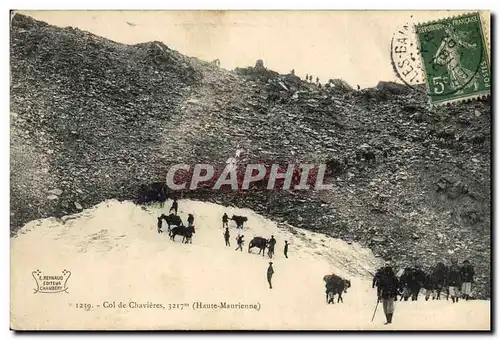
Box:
267 262 274 289
377 263 399 325
157 217 163 234
268 235 276 258
448 258 462 303
157 185 167 208
224 227 230 247
460 260 475 301
222 213 229 228
187 214 194 227
169 198 178 215
399 268 413 301
235 235 244 251
372 268 385 302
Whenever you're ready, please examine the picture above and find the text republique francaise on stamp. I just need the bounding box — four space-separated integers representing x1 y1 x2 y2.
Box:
415 12 490 105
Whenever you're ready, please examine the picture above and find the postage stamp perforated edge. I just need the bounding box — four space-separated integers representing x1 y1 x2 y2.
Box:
413 11 491 106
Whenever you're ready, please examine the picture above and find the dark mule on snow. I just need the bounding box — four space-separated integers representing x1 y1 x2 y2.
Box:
428 262 449 300
231 215 248 229
399 266 427 301
324 274 351 304
170 225 196 243
160 213 183 233
248 236 267 256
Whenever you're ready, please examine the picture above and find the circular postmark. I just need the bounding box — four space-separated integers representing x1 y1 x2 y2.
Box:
391 14 485 99
391 19 426 91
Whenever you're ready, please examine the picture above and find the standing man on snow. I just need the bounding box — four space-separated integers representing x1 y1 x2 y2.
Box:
157 217 163 234
222 213 229 228
169 197 178 215
267 262 274 289
187 214 194 228
448 258 463 303
284 240 289 259
460 260 475 301
157 184 167 208
235 234 244 251
377 263 399 325
268 235 276 258
224 227 231 247
372 268 383 302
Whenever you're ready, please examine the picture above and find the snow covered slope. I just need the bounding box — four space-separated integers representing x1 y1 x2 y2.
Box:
10 199 490 330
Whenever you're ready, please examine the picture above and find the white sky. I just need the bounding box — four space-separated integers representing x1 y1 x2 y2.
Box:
16 10 489 88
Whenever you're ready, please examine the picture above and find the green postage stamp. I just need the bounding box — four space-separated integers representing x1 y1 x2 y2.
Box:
415 12 491 105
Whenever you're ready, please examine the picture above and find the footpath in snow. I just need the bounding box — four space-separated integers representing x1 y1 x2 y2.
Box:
10 199 490 330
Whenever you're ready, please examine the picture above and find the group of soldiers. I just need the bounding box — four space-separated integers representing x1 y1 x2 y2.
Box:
165 198 195 227
304 73 320 85
155 198 198 243
221 213 288 289
159 202 285 290
159 198 479 320
372 258 476 325
168 198 178 215
223 220 288 258
222 213 244 250
223 224 285 256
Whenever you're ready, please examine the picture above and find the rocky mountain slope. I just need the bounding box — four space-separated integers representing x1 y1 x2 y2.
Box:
10 14 491 297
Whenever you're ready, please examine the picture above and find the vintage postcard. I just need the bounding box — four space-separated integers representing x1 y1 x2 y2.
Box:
9 10 491 331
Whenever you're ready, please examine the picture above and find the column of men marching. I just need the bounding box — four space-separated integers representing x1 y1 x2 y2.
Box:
371 258 475 325
155 198 478 326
